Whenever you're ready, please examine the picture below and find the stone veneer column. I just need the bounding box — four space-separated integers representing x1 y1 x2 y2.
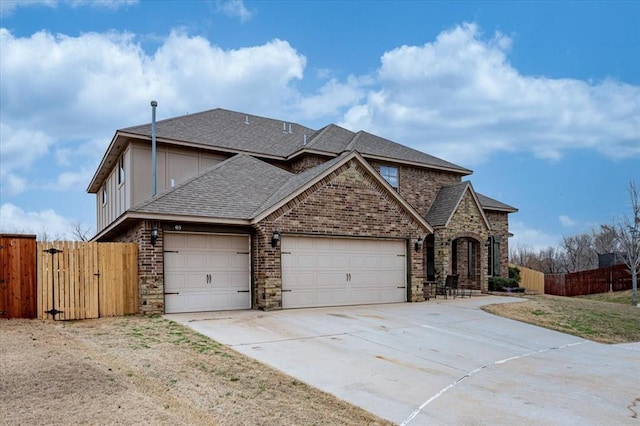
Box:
434 231 451 284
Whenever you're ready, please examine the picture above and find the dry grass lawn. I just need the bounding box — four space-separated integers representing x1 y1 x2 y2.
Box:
482 291 640 344
0 315 392 425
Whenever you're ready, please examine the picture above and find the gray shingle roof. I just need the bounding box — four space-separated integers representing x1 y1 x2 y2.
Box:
301 125 470 173
121 108 316 158
425 182 469 227
130 153 350 221
349 131 471 173
120 108 470 173
130 154 293 219
476 193 518 212
303 124 354 153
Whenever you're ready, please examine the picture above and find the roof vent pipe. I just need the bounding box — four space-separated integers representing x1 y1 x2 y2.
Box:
288 123 292 134
303 134 307 145
282 122 287 133
151 100 158 196
245 115 249 124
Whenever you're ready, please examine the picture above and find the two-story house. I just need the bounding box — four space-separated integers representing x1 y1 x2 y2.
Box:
88 108 517 314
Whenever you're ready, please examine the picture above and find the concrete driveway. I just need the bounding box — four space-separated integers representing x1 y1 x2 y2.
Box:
166 296 640 425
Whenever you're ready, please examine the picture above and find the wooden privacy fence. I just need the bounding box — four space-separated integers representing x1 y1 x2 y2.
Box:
545 264 632 297
0 234 37 319
510 264 545 294
37 241 138 320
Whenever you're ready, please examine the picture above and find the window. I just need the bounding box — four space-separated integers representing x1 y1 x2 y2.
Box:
487 236 501 276
101 186 107 205
118 155 125 185
380 165 398 188
493 241 501 276
468 240 476 279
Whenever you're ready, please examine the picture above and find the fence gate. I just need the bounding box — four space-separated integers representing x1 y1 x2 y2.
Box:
0 234 37 319
37 241 138 320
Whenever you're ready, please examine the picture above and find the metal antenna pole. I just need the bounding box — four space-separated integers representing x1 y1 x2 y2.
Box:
151 100 158 196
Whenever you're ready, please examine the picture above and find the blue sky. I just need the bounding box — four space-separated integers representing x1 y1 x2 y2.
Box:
1 0 639 252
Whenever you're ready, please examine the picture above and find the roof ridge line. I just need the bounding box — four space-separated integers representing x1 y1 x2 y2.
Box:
344 131 363 152
302 124 334 149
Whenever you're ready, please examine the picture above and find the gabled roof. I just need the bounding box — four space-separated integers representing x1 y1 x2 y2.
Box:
425 181 491 229
476 193 518 213
294 124 471 174
121 108 316 158
88 108 472 192
348 130 470 173
117 151 431 234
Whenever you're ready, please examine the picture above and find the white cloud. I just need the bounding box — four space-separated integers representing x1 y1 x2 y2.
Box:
297 76 371 119
509 221 561 252
0 28 307 190
0 29 306 126
0 203 73 239
0 123 53 173
339 23 640 165
45 168 95 192
559 215 577 228
0 173 28 196
216 0 252 23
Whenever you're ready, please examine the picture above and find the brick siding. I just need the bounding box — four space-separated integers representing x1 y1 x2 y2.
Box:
368 160 462 216
289 154 334 173
254 160 428 310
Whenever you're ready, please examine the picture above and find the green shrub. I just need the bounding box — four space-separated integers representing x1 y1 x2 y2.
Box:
509 266 521 283
489 276 520 291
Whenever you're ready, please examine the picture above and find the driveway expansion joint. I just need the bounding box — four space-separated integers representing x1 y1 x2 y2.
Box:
400 341 585 425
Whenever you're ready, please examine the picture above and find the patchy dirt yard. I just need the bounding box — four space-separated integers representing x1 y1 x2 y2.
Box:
0 316 391 425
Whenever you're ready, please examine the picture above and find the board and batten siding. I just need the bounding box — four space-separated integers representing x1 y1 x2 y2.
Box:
97 142 227 232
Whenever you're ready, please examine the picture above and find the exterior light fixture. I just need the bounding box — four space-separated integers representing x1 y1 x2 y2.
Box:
414 236 424 252
271 230 280 248
151 226 159 246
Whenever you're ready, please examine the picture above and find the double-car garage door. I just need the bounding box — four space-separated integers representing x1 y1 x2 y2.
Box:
281 236 407 309
164 233 407 313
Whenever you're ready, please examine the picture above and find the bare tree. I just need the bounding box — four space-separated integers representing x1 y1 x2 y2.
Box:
539 246 566 274
615 181 640 306
70 220 92 242
592 224 619 255
509 244 540 270
37 227 65 242
562 233 597 272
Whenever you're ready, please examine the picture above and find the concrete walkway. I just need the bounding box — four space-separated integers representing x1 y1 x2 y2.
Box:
166 296 640 425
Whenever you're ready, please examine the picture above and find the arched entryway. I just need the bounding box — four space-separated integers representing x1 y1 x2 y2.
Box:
451 236 482 291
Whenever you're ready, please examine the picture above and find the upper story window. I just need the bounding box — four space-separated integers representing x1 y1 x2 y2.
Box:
118 155 125 185
380 165 399 188
102 186 107 205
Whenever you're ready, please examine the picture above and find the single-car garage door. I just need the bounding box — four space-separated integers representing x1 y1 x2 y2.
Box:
281 236 406 309
164 233 251 313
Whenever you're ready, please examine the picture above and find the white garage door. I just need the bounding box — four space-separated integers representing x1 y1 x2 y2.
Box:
164 233 251 313
281 236 406 309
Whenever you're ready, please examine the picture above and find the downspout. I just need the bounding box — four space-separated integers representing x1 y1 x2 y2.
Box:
151 100 158 196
